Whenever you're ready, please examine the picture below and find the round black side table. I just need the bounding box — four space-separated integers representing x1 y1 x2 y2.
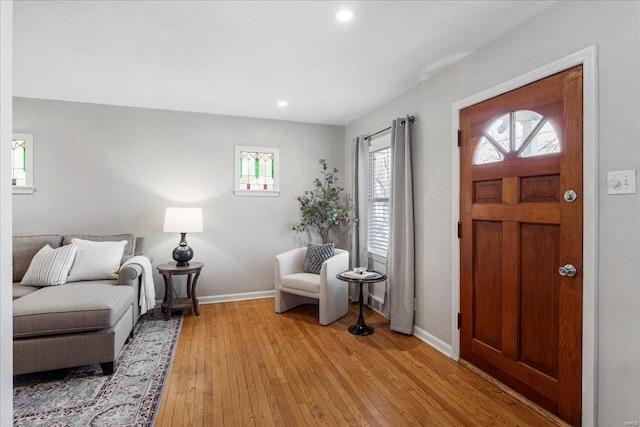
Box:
336 270 387 336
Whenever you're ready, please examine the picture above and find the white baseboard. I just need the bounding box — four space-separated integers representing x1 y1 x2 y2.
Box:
413 325 453 358
199 290 275 304
155 290 274 307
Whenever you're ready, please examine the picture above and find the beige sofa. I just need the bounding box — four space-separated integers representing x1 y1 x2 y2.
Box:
12 234 146 375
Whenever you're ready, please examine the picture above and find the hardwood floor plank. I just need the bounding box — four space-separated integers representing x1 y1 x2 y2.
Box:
156 298 566 426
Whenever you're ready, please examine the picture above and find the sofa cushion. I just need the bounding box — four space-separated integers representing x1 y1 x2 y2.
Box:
63 234 135 264
13 281 134 338
66 239 127 282
20 243 78 286
281 273 321 294
12 235 63 282
12 283 39 300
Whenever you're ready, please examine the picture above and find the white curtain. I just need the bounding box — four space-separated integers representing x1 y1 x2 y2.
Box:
349 136 369 302
382 117 415 334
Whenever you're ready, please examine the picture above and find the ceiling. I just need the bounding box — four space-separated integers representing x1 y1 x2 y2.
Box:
13 1 555 126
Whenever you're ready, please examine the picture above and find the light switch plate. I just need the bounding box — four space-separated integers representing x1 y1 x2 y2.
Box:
606 170 637 195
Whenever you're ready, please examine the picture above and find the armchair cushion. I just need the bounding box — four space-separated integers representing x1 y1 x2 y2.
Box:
303 243 335 274
281 273 322 294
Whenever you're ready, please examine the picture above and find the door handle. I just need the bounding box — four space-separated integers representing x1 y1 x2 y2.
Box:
558 264 577 277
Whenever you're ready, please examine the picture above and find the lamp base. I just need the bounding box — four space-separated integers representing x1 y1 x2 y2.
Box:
172 233 194 267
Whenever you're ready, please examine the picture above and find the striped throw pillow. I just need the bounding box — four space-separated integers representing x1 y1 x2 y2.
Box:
20 243 78 286
303 243 335 275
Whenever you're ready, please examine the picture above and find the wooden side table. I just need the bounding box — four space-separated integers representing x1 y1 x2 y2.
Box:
157 262 203 320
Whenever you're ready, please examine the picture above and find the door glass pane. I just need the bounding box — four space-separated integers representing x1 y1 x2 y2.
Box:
474 137 504 164
514 110 543 150
473 110 560 164
484 113 510 152
519 121 560 158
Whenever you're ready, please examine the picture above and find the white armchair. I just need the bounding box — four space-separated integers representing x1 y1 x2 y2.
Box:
275 247 349 325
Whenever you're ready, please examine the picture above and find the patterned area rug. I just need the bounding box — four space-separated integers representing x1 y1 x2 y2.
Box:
14 312 182 426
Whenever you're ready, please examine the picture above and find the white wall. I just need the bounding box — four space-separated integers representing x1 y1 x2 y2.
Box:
345 1 640 425
0 1 13 424
12 98 345 299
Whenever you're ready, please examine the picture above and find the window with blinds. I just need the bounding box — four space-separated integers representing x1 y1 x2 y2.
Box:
368 140 391 257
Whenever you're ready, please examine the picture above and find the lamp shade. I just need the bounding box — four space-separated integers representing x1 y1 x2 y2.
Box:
163 207 203 233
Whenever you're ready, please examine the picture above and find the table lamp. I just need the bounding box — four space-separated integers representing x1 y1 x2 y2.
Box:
163 207 203 266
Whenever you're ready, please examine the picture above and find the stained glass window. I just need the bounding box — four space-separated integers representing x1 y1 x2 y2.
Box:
473 110 560 165
234 146 280 196
12 138 27 186
11 133 35 194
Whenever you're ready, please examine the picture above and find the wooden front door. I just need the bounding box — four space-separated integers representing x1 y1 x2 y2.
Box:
459 66 583 425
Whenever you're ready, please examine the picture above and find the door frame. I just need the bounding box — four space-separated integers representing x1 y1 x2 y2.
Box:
451 45 598 426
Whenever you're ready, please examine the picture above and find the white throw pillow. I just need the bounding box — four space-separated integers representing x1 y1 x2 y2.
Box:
21 243 78 286
66 238 127 282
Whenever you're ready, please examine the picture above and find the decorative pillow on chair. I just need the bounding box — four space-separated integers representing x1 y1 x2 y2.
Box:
66 238 127 282
20 243 78 286
304 243 335 275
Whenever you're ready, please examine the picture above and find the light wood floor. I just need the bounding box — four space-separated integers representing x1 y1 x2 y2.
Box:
155 299 566 426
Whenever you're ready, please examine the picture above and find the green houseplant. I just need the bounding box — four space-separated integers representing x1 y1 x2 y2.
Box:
293 159 351 244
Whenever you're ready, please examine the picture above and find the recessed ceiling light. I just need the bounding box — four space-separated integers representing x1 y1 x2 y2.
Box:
277 100 288 107
334 9 354 22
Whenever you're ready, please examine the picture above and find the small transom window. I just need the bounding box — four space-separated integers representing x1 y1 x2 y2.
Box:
473 110 560 165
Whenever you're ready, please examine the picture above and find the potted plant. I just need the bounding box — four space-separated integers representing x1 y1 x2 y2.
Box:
293 159 351 244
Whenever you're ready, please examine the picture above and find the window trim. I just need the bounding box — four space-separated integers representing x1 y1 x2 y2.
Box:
11 133 35 195
233 145 280 197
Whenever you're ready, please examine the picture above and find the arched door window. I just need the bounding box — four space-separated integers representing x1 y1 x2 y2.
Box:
473 110 560 165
